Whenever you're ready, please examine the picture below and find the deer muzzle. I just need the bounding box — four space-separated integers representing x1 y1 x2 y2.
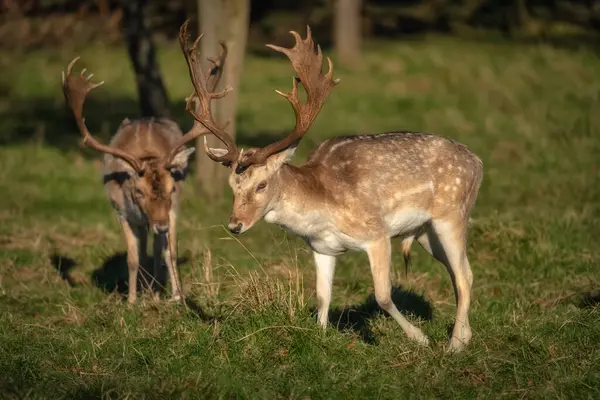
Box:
152 220 169 235
228 214 249 234
228 221 244 234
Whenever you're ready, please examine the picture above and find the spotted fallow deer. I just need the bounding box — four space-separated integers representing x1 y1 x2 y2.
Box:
178 21 483 351
61 47 226 304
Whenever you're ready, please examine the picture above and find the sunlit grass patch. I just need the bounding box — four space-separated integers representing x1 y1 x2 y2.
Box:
0 34 599 398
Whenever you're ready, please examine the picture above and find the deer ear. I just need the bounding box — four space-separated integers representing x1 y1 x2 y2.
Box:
169 147 195 170
266 145 297 171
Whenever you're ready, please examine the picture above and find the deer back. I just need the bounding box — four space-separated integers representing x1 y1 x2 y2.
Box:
106 119 183 160
285 132 483 235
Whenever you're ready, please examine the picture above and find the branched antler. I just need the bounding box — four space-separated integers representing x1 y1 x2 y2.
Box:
238 26 340 168
173 20 239 167
62 57 142 172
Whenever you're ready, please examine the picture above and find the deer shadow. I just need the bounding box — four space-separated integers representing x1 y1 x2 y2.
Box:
578 290 600 309
90 252 130 296
322 285 433 344
91 251 217 321
50 253 79 287
90 251 189 298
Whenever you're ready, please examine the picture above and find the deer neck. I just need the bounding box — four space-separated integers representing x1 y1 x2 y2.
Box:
264 164 330 237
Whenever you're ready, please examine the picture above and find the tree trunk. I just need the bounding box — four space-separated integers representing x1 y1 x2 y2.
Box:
121 0 171 119
195 0 249 199
334 0 362 66
196 0 222 199
98 0 110 18
515 0 529 26
218 0 249 148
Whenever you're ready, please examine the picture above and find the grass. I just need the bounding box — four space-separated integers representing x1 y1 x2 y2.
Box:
0 33 599 399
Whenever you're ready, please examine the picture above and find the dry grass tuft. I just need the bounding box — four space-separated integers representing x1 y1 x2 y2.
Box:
230 267 306 322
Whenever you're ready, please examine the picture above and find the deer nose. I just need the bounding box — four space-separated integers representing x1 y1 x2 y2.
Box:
228 222 243 234
154 224 169 235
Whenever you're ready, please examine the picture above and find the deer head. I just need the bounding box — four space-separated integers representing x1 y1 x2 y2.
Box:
61 48 225 233
114 151 193 233
178 21 339 233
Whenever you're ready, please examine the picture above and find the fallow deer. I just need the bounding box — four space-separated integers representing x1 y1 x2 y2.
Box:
61 48 226 303
179 22 483 351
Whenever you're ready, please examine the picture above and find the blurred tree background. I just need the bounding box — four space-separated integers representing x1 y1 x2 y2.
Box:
2 0 599 48
1 0 598 195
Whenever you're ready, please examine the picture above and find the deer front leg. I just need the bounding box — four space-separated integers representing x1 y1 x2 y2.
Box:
366 237 429 346
313 251 336 328
164 210 182 302
119 218 141 304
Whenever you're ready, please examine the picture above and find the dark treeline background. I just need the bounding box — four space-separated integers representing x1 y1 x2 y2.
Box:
2 0 599 51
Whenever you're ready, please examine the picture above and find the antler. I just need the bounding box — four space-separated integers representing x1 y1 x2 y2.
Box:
239 26 340 168
173 19 239 166
62 57 142 173
164 21 229 168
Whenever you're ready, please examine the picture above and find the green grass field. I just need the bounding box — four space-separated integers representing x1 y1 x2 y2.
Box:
0 35 599 399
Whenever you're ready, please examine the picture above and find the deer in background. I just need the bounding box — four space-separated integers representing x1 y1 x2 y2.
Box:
178 21 483 351
61 48 226 303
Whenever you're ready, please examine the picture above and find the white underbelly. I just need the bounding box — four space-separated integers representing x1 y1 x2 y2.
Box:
384 208 431 237
307 229 364 256
266 209 365 256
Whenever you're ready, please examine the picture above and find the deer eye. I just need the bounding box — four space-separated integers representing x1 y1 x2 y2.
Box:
256 181 267 193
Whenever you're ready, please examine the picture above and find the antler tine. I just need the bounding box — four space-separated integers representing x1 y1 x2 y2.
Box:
61 57 142 173
165 20 238 167
240 25 340 168
206 41 227 91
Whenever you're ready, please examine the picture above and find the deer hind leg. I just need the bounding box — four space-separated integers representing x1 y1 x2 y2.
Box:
417 220 472 352
164 210 182 302
313 251 336 328
367 237 429 346
119 218 142 304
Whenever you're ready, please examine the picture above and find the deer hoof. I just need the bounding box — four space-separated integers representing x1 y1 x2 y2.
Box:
446 338 467 353
446 325 472 353
407 328 430 346
169 294 182 303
